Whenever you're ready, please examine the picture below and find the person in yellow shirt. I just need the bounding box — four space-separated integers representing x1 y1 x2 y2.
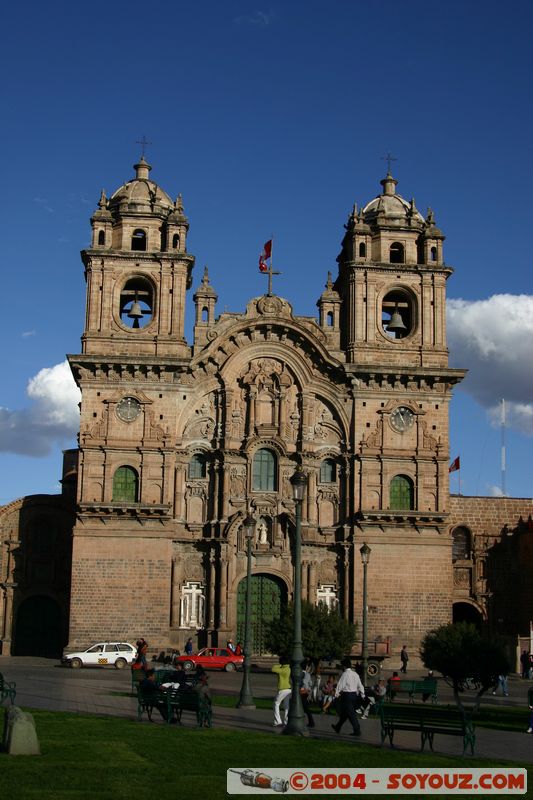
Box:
271 655 291 726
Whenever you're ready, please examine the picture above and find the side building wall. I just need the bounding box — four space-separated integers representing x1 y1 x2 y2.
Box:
450 494 533 639
67 524 172 652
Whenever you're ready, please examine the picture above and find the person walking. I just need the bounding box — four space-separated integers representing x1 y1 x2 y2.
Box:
492 674 509 697
400 645 409 674
300 662 315 728
271 655 291 727
520 650 529 679
331 658 364 737
184 637 194 656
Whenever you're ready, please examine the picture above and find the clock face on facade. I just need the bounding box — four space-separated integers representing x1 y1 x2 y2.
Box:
390 406 415 433
116 396 141 422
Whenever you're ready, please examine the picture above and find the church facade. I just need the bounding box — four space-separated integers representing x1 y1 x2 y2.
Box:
1 159 531 662
66 158 466 658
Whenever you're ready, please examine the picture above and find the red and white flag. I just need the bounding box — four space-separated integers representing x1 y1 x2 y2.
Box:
259 239 272 273
449 456 460 473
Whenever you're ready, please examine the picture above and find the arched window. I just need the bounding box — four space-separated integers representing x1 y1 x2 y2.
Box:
390 242 405 263
113 466 139 502
189 454 207 479
452 526 471 561
131 229 147 251
172 233 180 249
201 307 209 323
119 277 154 329
430 246 437 262
326 311 334 327
98 230 105 246
381 289 414 340
320 458 336 483
359 242 366 257
253 448 276 492
389 475 414 510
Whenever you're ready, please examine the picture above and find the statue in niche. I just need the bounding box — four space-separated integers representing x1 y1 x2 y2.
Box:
257 519 269 545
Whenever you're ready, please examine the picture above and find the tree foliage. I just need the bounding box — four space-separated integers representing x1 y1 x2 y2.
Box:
264 601 356 663
420 622 510 713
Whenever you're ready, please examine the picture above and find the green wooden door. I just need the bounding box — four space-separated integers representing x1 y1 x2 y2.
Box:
237 574 286 655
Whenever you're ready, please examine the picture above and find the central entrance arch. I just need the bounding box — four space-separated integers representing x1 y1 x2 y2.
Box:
237 573 287 655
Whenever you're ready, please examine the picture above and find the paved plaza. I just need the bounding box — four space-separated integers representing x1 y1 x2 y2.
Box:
1 657 532 764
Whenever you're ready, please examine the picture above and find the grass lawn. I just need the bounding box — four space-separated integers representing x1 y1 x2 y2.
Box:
0 709 529 800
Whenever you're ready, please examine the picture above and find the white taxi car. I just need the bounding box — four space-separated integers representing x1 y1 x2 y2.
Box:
61 641 137 669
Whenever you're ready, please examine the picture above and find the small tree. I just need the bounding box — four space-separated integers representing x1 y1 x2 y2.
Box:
264 601 356 664
420 622 510 714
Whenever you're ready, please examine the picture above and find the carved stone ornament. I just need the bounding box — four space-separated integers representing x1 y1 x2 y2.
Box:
257 295 283 316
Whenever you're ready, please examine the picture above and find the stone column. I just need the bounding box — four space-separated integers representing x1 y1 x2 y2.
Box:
221 465 230 521
219 548 228 628
247 388 257 437
279 388 287 429
308 562 317 605
174 464 186 519
208 553 216 628
1 584 15 656
307 469 317 524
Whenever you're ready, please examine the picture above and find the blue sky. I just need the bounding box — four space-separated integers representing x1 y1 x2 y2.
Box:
1 0 532 504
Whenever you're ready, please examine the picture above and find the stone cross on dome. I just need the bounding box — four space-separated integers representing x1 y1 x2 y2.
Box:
136 135 153 158
381 151 397 175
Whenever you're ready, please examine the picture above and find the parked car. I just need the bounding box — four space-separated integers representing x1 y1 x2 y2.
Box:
61 642 137 669
175 647 244 672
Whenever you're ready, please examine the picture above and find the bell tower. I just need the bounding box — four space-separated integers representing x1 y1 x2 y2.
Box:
335 171 466 520
82 157 194 359
336 172 449 370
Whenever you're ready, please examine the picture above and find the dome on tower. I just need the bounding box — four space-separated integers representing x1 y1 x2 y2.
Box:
108 157 174 215
362 173 424 228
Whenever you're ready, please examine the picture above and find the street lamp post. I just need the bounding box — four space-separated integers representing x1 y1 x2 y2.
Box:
236 514 256 709
360 542 371 686
283 466 308 737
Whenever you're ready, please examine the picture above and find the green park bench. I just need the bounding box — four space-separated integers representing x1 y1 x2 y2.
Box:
0 673 17 705
386 678 437 703
379 704 475 755
137 685 211 727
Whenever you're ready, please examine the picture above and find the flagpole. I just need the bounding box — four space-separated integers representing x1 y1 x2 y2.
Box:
459 467 461 496
268 235 274 296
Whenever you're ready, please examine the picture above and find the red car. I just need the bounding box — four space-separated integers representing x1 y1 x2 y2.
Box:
176 647 244 672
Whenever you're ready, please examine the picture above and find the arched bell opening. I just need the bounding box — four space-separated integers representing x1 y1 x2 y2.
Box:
119 276 154 329
381 289 415 340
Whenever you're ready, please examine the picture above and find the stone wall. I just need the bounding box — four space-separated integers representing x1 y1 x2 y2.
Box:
67 530 172 652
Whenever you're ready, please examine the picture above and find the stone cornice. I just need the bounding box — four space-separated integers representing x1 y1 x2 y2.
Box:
77 501 171 523
347 365 466 391
356 509 448 526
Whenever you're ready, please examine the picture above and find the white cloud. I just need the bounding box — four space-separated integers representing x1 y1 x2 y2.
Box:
22 330 36 338
33 197 54 213
447 294 533 437
487 485 506 497
234 10 272 26
0 361 80 456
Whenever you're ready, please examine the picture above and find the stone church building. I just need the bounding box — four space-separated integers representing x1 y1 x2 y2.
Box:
1 159 531 661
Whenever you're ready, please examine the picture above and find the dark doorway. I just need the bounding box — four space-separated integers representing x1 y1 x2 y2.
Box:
453 602 483 629
13 595 66 657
